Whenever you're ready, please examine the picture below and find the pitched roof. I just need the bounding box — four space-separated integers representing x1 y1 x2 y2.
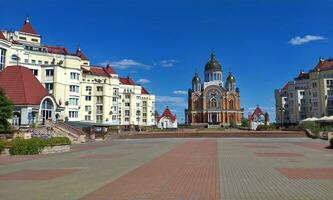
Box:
282 83 288 90
0 32 6 40
158 107 176 122
76 48 88 61
82 65 117 77
141 87 149 94
315 58 333 70
0 65 47 105
119 77 135 85
45 46 69 55
20 18 38 35
248 106 265 121
295 71 309 80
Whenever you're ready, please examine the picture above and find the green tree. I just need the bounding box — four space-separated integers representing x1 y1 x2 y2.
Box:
241 118 249 127
229 119 237 128
0 88 13 133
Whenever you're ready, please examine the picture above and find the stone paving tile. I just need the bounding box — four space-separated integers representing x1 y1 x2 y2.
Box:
219 138 333 200
290 142 333 154
80 140 220 200
78 153 129 159
0 169 79 180
277 168 333 179
255 152 304 157
243 144 279 148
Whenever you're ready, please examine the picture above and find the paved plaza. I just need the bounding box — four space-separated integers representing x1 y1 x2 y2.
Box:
0 137 332 200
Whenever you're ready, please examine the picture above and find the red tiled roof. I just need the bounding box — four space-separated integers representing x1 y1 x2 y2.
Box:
45 46 69 55
158 107 176 122
0 65 47 105
76 48 88 61
296 71 309 80
282 83 288 90
20 19 38 35
248 106 265 121
119 77 135 85
0 32 6 40
82 65 117 77
141 87 149 94
315 58 333 70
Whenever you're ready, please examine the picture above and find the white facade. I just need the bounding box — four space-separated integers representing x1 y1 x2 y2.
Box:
0 18 155 127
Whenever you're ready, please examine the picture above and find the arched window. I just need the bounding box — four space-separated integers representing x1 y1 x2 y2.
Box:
229 100 234 109
210 98 217 108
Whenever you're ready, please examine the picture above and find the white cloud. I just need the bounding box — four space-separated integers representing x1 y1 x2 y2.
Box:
173 90 187 95
137 78 151 84
160 59 179 67
156 96 187 106
289 35 326 45
100 59 152 69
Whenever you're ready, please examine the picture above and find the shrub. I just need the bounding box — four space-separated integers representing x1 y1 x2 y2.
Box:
0 140 5 153
256 124 277 131
229 119 237 128
298 121 322 134
241 118 249 127
9 137 71 155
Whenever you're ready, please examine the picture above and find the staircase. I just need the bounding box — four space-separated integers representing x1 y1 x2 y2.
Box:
45 120 87 143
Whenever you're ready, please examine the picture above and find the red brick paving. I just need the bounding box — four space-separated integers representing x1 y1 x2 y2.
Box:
80 140 220 200
79 153 129 159
0 169 79 180
122 145 151 150
291 142 333 154
277 168 333 179
255 152 304 157
244 144 279 148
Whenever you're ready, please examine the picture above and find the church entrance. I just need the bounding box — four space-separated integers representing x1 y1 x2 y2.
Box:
211 113 218 124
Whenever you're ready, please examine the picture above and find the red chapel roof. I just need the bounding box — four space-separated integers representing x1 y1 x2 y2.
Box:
0 65 47 105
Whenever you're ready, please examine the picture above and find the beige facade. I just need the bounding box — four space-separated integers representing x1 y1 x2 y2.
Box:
275 58 333 124
0 18 155 126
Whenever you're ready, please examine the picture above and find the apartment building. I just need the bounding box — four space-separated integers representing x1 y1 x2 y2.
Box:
0 17 155 127
275 58 333 124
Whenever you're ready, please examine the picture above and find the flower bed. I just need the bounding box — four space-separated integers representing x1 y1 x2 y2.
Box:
0 137 71 156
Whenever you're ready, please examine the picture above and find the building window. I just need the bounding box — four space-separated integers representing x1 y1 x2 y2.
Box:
0 48 6 71
300 91 305 96
96 96 103 104
85 115 91 121
31 59 36 64
69 85 79 93
313 92 317 98
125 110 130 116
44 61 49 65
113 88 118 96
38 60 42 64
125 102 130 107
70 72 80 80
85 105 91 112
45 83 53 91
96 106 103 114
86 86 92 91
112 115 117 121
19 36 26 40
24 59 28 63
312 82 317 88
85 96 91 101
32 69 38 76
125 94 130 99
327 80 333 88
31 38 38 42
96 115 103 123
69 98 79 106
97 86 103 91
46 69 54 76
125 117 129 122
112 97 117 103
69 111 78 118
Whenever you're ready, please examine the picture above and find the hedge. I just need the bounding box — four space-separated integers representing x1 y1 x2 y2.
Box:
8 137 71 155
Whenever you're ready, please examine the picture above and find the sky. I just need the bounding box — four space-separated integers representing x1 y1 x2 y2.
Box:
1 0 333 122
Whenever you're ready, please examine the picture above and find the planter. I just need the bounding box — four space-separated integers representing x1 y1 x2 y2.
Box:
41 144 70 154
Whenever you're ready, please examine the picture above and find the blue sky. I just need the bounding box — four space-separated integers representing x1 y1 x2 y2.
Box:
1 0 333 122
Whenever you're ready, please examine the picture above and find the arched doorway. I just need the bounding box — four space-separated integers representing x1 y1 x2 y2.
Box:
41 98 54 124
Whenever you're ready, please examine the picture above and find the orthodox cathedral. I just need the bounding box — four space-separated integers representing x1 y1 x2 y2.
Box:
185 52 243 126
